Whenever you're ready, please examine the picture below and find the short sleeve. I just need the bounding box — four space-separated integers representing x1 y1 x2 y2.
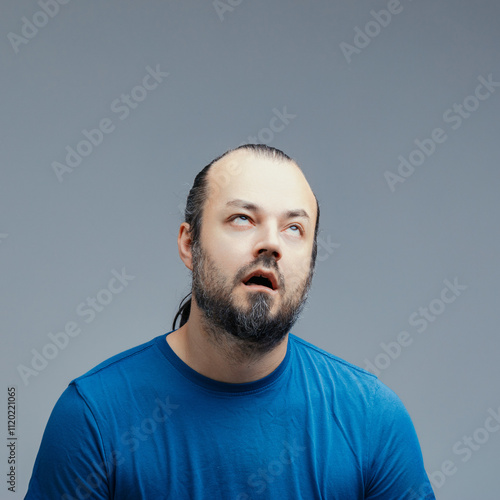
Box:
25 383 110 499
365 382 435 500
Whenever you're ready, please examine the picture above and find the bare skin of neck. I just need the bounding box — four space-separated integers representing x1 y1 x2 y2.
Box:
166 302 288 384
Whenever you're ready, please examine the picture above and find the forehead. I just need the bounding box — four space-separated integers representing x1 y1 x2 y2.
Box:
205 150 317 216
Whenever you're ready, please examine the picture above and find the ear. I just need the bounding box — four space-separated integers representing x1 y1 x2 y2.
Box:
178 222 194 271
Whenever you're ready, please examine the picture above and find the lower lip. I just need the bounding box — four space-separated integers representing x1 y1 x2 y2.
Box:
242 283 277 294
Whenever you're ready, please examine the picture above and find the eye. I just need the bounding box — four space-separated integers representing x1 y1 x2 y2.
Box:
231 214 252 226
286 224 303 236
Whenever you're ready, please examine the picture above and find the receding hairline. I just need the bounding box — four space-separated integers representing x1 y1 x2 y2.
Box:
207 147 306 191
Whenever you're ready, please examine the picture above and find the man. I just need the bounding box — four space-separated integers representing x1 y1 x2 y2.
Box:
26 144 435 499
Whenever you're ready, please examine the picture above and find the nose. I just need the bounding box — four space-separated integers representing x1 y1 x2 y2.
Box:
253 224 282 261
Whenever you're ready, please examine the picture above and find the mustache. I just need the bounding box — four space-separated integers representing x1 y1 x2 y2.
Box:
232 255 285 291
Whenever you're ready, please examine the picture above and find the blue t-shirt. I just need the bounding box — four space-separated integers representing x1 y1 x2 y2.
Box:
25 332 435 499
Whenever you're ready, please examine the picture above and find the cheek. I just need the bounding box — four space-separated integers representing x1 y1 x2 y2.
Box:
284 256 312 291
203 232 248 273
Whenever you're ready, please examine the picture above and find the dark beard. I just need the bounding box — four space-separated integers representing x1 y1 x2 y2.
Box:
191 243 313 356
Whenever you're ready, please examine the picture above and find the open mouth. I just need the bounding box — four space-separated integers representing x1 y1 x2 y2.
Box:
245 275 274 289
243 270 278 291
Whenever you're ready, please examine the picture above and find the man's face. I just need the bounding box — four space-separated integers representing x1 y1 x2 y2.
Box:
190 150 318 351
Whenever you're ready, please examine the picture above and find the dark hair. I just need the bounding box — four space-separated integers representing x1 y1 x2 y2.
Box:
172 144 320 330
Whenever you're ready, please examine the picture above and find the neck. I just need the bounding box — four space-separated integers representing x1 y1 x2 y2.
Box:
166 306 289 384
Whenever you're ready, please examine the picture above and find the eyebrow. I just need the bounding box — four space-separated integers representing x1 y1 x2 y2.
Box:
225 199 310 221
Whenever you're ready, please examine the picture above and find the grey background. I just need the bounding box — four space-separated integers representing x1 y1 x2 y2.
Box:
1 0 499 498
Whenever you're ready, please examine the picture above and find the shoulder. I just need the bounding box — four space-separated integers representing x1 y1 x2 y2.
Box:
288 337 433 497
69 334 167 399
289 334 403 409
290 334 377 384
75 336 158 379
